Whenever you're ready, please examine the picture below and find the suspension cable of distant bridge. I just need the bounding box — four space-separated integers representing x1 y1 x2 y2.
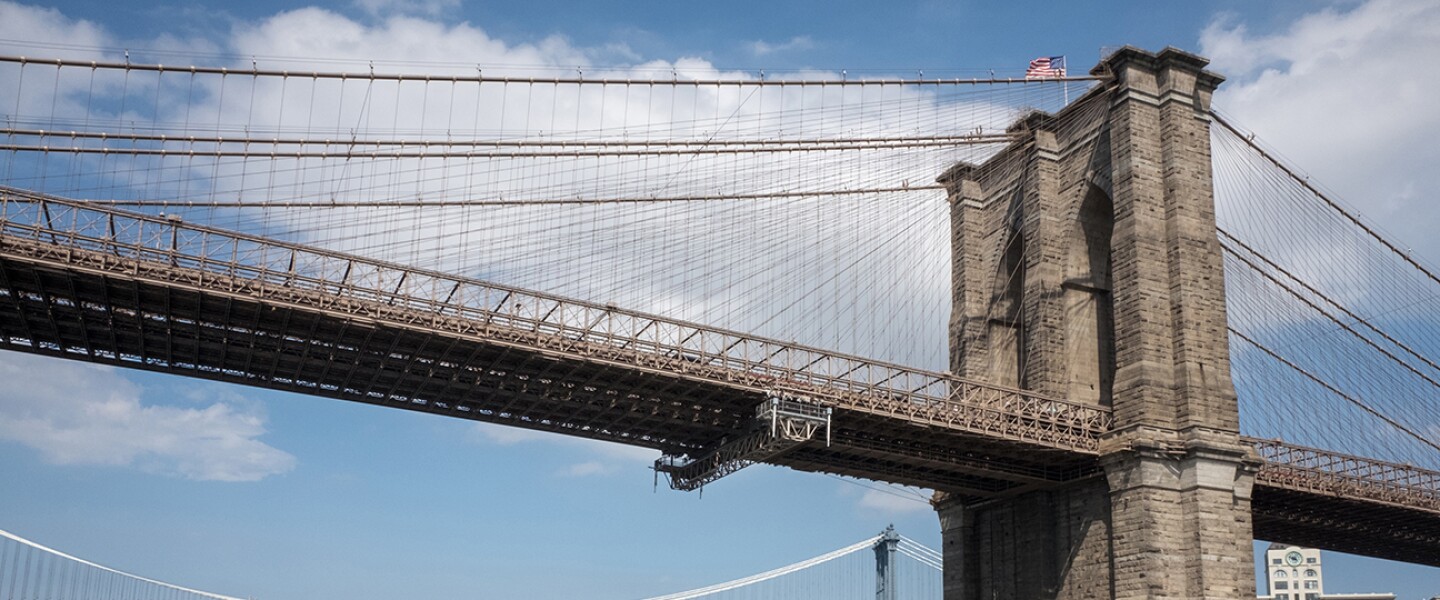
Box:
897 536 944 570
0 528 246 600
640 535 882 600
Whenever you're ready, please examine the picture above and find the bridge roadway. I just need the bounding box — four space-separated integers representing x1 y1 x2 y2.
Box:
0 189 1435 565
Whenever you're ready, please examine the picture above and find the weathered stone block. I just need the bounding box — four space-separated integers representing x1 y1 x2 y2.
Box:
936 47 1259 600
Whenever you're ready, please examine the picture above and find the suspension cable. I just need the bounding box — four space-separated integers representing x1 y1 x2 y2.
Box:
1212 111 1440 290
0 127 1020 148
0 528 246 600
0 55 1106 86
0 138 1009 159
1219 228 1440 378
639 535 882 600
1228 328 1440 455
63 185 947 207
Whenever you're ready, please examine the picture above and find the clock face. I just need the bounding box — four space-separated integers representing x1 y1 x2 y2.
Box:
1285 551 1303 567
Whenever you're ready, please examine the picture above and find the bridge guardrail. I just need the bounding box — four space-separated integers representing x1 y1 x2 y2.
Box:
1250 437 1440 512
11 189 1440 504
0 188 1112 452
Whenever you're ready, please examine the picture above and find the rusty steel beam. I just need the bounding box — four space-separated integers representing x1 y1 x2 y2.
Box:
0 187 1111 452
2 187 1439 564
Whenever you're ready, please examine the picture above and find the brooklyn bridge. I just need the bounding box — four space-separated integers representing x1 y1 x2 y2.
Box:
0 46 1436 599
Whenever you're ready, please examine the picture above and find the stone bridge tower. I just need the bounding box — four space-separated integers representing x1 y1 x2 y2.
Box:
935 47 1259 599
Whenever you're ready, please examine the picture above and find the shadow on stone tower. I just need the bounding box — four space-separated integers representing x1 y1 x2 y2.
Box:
935 46 1260 600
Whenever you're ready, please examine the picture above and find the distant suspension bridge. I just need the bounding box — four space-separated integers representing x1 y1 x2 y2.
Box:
0 526 940 600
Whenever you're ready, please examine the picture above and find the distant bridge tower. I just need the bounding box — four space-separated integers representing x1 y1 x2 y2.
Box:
936 47 1258 599
875 525 900 600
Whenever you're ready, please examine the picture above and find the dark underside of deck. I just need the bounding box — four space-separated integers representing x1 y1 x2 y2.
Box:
1252 484 1440 567
1 251 1436 566
0 252 1092 497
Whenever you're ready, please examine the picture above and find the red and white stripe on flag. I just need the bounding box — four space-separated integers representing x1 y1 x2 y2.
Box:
1026 56 1066 79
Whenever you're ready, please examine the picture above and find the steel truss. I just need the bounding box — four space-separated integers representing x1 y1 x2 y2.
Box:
656 393 831 490
0 187 1438 564
1250 438 1439 512
0 186 1110 452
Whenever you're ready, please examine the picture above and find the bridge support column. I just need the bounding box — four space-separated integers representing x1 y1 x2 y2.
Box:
876 525 900 600
936 482 1113 599
1099 46 1259 600
1101 445 1256 600
937 47 1259 600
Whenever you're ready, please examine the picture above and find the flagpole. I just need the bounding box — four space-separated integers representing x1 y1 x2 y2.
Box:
1062 56 1069 104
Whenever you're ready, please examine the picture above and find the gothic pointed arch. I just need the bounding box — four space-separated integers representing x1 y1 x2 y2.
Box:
987 213 1026 388
1062 183 1116 406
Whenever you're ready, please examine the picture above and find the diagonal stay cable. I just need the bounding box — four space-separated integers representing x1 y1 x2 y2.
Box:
1228 327 1440 455
1221 239 1440 390
1212 111 1440 290
1219 227 1440 379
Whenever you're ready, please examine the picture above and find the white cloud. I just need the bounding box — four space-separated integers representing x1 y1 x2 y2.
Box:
0 352 295 481
469 422 657 477
226 7 589 71
592 42 642 64
0 2 110 57
857 487 932 515
559 461 610 477
0 2 126 119
1203 0 1440 256
838 477 933 515
1203 0 1440 467
470 423 556 445
0 2 1027 375
353 0 460 19
747 36 816 57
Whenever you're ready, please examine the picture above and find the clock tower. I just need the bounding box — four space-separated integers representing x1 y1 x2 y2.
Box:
1263 544 1323 600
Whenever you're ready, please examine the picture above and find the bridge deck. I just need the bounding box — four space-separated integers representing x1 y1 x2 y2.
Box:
0 190 1105 495
1250 439 1440 565
0 190 1436 565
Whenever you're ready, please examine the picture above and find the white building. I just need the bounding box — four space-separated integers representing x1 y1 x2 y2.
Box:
1259 544 1394 600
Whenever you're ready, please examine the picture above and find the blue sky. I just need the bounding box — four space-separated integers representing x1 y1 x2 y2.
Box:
1 0 1439 599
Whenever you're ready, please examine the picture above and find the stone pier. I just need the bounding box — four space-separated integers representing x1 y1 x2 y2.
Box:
935 47 1259 600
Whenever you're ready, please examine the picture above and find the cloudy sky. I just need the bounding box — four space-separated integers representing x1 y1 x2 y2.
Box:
1 0 1439 598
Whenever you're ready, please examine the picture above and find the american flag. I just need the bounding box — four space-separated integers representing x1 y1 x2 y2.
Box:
1026 56 1066 79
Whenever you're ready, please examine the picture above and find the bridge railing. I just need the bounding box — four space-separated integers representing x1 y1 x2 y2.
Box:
0 188 1111 451
1250 438 1440 511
